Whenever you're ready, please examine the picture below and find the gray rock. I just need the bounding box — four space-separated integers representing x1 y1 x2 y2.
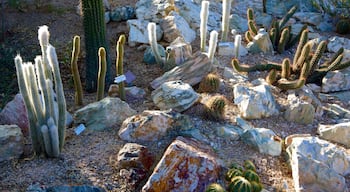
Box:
160 11 196 43
44 185 106 192
327 36 350 53
241 127 282 156
105 12 110 24
151 80 199 112
265 0 297 16
284 96 315 124
229 14 248 32
216 124 243 141
143 44 166 65
293 12 323 26
74 97 137 131
291 23 314 36
322 69 350 93
164 37 192 71
127 20 163 47
233 83 279 119
222 67 249 83
246 29 274 54
325 103 350 119
150 51 213 89
0 125 24 162
235 116 254 130
289 86 323 118
115 143 155 171
318 122 350 147
218 42 248 57
255 12 273 29
286 136 350 192
110 6 135 22
119 110 193 142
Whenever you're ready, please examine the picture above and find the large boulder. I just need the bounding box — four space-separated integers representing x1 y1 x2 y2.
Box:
233 83 279 119
142 136 224 191
322 68 350 93
0 125 24 162
286 136 350 192
118 110 192 142
115 143 155 171
284 96 315 124
74 97 137 131
160 11 196 43
327 36 350 53
150 51 213 89
127 19 163 47
318 122 350 147
151 80 199 112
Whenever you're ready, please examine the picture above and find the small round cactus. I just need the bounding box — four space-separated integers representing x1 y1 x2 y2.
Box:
226 168 243 181
198 73 220 93
228 176 252 192
336 19 350 34
205 183 225 192
243 169 261 183
251 181 263 192
244 160 257 172
203 95 227 121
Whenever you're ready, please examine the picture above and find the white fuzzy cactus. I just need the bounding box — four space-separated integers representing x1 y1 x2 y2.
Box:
234 34 242 59
147 22 164 67
207 30 218 63
200 1 210 52
221 0 233 42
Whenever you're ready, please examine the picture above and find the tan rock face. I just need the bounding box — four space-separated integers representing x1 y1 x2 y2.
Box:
142 136 224 192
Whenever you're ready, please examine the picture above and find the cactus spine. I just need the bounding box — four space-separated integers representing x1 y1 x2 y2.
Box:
81 0 110 92
221 0 232 42
14 26 66 157
116 35 126 101
148 22 164 67
200 1 210 52
70 35 83 106
198 73 220 93
203 95 227 121
208 30 218 63
97 47 107 101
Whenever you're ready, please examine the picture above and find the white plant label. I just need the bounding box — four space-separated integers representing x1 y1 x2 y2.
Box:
114 75 126 83
75 124 86 135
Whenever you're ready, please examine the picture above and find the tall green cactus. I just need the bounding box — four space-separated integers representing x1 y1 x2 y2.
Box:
97 47 107 101
70 35 83 106
245 8 258 43
81 0 110 92
14 25 66 157
200 1 210 52
116 35 126 101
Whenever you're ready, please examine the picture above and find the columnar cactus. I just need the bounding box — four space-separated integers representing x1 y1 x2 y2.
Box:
14 26 66 157
200 1 210 52
81 0 110 92
208 30 218 63
116 34 126 101
148 22 164 67
70 35 83 106
221 0 232 42
233 34 242 59
97 47 107 101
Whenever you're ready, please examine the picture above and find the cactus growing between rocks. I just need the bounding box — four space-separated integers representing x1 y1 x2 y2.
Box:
243 169 261 183
70 35 83 106
97 47 107 101
205 183 226 192
221 0 232 42
148 22 164 68
198 73 220 93
203 95 227 121
14 26 66 157
116 34 126 101
226 168 243 181
208 30 218 63
200 1 210 52
228 176 252 192
245 8 258 43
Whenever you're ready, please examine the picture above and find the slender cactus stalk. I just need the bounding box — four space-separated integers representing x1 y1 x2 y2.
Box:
208 30 218 63
234 35 241 59
221 0 232 42
148 22 163 67
97 47 107 101
71 35 83 106
116 35 126 101
200 1 210 52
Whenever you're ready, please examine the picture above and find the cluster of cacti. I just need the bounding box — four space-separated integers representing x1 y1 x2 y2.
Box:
70 35 83 106
336 19 350 34
116 34 126 101
206 160 263 192
233 29 350 90
15 25 66 157
198 73 220 93
97 47 107 101
81 0 110 92
245 6 307 54
202 95 227 121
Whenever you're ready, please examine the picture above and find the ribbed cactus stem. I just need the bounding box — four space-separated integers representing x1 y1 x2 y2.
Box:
38 25 53 81
200 1 210 52
221 0 232 42
41 125 52 156
248 20 258 36
247 8 254 20
71 35 83 106
116 35 126 101
47 117 59 157
279 5 297 29
47 45 66 150
309 40 327 75
208 30 218 63
281 58 291 79
148 22 163 67
97 47 107 101
293 29 308 66
278 27 290 53
233 34 241 59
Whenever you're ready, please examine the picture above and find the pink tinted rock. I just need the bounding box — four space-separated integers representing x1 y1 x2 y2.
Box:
142 136 224 192
0 94 28 136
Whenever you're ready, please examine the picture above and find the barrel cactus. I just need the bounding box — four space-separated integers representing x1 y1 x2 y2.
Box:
203 95 227 121
228 176 252 192
198 73 220 93
206 183 226 192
